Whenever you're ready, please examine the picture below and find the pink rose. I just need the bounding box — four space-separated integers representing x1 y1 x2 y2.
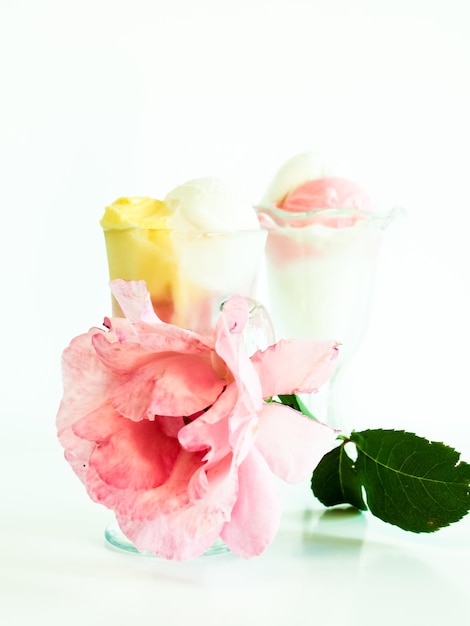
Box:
56 279 339 560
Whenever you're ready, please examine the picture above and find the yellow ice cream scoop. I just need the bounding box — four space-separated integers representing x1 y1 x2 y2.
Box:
101 197 176 322
100 196 170 230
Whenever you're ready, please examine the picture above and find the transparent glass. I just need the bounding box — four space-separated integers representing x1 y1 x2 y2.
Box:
104 521 231 558
256 204 403 429
103 228 267 335
102 227 274 558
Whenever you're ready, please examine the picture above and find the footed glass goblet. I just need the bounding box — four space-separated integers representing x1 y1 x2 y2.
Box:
256 203 403 429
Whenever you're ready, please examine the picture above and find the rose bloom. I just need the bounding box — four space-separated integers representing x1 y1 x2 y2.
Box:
56 280 339 560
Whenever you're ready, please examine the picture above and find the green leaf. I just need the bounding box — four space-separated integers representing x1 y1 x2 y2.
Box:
276 394 317 420
311 443 367 510
350 429 470 533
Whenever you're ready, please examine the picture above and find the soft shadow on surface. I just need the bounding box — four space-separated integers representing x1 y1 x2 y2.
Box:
275 506 370 602
300 507 469 623
301 506 368 554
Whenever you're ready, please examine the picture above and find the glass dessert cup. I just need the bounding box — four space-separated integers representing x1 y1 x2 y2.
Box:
104 521 231 558
103 298 274 558
256 204 403 430
103 228 267 335
102 227 274 557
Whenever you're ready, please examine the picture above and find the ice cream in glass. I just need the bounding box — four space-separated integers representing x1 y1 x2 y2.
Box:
99 176 274 555
101 177 268 337
256 152 402 426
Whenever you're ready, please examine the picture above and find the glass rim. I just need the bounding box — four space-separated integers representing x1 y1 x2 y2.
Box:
102 227 267 237
254 204 405 227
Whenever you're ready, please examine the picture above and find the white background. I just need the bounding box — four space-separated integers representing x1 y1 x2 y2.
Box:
1 0 470 453
2 4 470 625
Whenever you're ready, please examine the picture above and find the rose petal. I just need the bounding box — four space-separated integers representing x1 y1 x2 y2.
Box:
56 331 122 481
117 513 221 561
215 297 248 370
91 332 160 376
73 403 180 497
92 324 213 377
178 384 237 464
251 339 340 397
112 353 226 421
256 402 337 483
220 447 281 558
110 279 161 324
215 296 263 412
117 453 238 560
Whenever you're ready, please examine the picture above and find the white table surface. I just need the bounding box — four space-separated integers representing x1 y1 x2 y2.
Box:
2 426 469 626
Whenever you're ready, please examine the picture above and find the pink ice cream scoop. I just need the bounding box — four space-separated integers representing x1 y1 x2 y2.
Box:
280 176 372 212
277 176 372 228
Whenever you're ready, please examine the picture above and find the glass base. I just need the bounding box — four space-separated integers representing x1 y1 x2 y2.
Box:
104 521 230 558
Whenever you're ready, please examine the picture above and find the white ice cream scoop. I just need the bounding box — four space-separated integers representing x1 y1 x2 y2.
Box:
165 176 260 231
259 151 348 206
